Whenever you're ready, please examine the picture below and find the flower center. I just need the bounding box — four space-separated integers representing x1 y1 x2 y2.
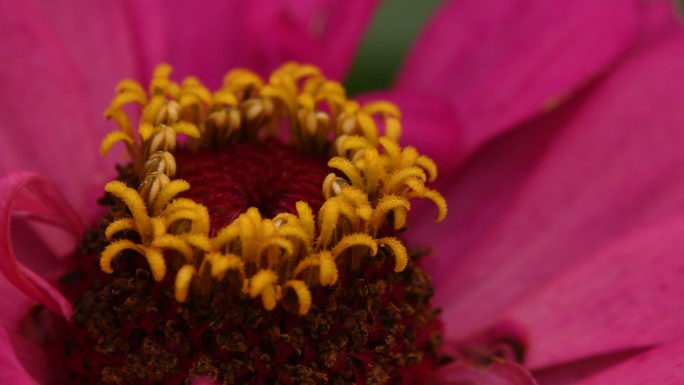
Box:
26 63 449 385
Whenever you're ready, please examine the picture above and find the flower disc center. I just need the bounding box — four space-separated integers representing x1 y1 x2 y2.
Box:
175 139 329 233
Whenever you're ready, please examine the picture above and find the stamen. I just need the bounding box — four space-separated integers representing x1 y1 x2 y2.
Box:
138 172 171 208
98 62 447 315
155 100 181 125
141 151 177 179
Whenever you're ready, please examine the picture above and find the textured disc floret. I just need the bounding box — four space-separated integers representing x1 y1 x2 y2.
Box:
99 62 447 315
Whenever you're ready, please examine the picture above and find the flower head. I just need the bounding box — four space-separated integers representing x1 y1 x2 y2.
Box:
7 61 448 384
3 1 684 384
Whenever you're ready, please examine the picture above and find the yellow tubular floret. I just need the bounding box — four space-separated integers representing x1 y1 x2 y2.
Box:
223 69 263 92
296 201 315 241
360 148 381 191
371 196 411 231
152 179 190 214
171 121 201 138
101 240 142 274
175 265 196 302
249 270 280 311
378 137 403 168
105 218 135 240
331 233 378 259
208 252 245 280
386 167 428 193
283 280 312 315
107 92 148 113
377 237 409 272
183 234 212 252
105 181 151 231
362 100 401 118
355 113 380 145
405 178 448 222
143 97 169 124
416 155 438 182
316 197 360 247
335 135 372 156
384 117 402 142
327 157 364 188
292 251 338 286
99 62 447 314
150 235 194 261
100 131 134 157
144 248 167 282
115 78 146 95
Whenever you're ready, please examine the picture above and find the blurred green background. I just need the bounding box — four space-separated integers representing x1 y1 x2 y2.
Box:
345 0 442 95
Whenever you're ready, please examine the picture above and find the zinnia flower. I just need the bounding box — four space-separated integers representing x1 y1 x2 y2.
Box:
2 1 684 384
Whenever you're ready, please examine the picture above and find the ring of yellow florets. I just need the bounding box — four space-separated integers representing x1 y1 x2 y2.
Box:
99 63 447 315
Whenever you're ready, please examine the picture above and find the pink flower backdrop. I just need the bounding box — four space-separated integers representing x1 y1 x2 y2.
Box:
2 0 684 384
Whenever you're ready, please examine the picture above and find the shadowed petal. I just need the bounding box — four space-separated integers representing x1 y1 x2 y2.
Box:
396 0 676 160
0 328 40 385
0 275 33 326
0 0 140 220
0 172 82 319
413 30 684 338
124 0 379 87
433 361 537 385
121 0 247 88
531 350 645 385
572 339 684 385
505 212 684 369
245 0 380 81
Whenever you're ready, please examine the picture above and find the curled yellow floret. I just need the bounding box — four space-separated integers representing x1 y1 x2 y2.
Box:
99 62 447 315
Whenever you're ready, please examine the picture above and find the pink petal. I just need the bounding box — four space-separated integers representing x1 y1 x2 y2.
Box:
0 0 140 221
505 213 684 369
121 0 247 88
125 0 379 86
433 361 538 385
415 30 684 338
3 329 52 385
0 171 81 319
0 275 33 327
0 328 39 385
396 0 677 161
244 0 381 81
572 339 684 385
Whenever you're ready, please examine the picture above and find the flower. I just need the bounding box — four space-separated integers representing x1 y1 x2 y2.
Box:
2 1 684 385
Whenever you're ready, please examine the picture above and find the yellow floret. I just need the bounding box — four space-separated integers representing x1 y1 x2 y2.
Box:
98 62 447 315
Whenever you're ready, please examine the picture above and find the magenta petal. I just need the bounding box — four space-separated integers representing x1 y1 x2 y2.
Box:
0 275 33 326
396 0 675 158
571 339 684 385
126 0 379 86
0 0 140 220
122 0 247 88
244 0 380 80
3 329 52 385
0 171 81 319
433 361 537 385
0 328 40 385
506 213 684 369
423 30 684 339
